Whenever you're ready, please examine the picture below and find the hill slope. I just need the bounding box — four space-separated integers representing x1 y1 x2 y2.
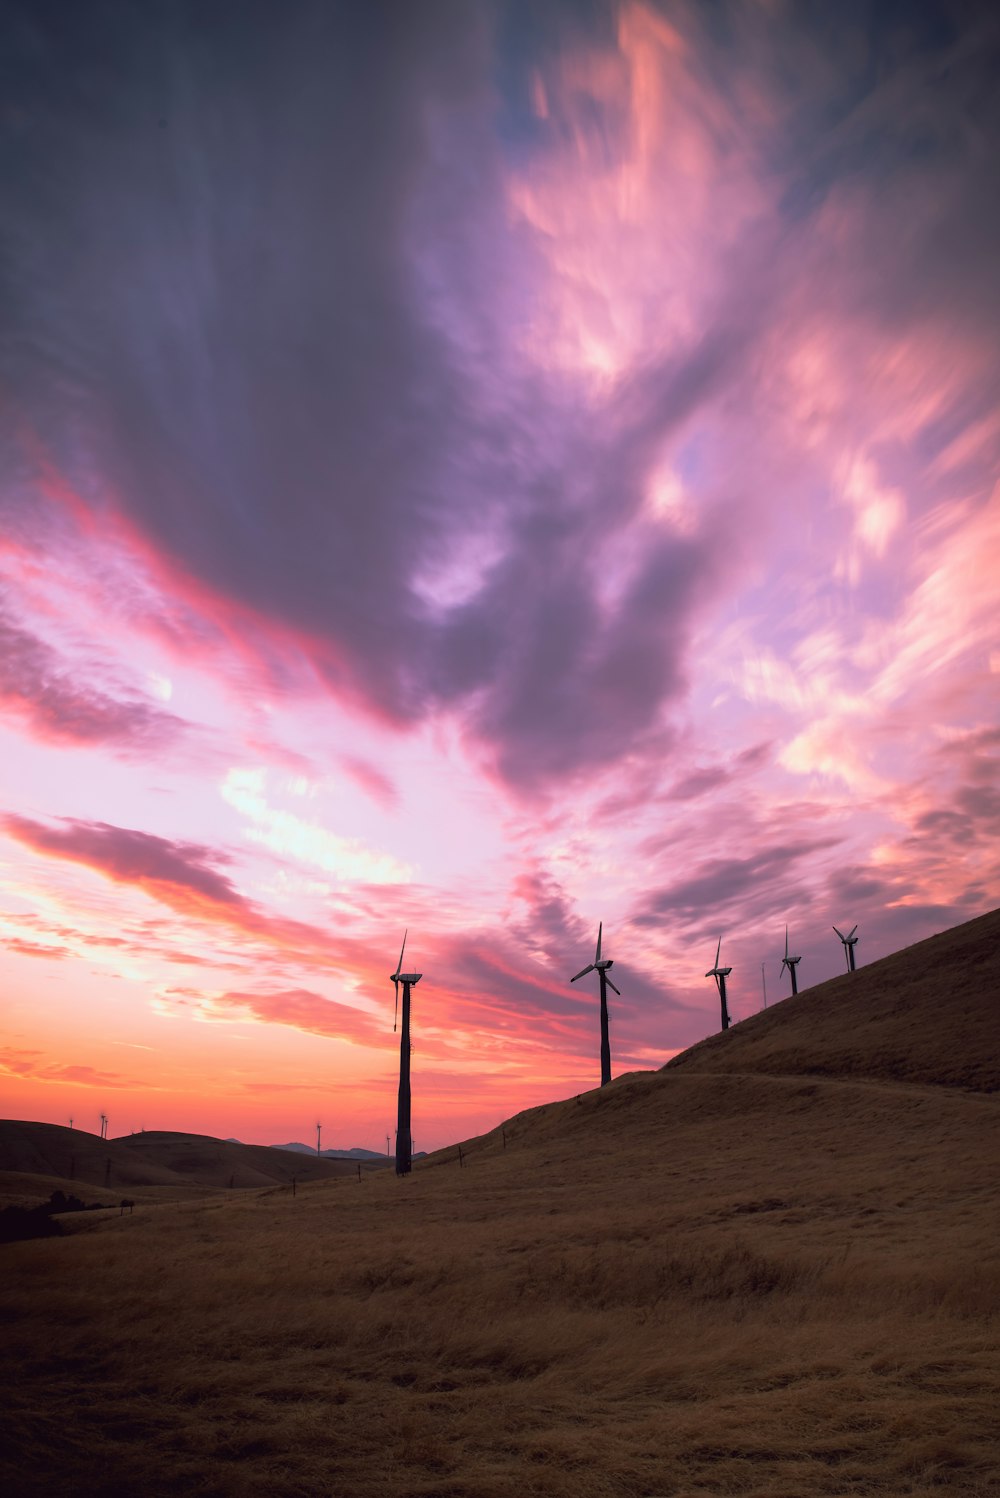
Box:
665 904 1000 1091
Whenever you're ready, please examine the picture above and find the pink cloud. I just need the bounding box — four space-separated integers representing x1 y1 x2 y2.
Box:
0 612 183 753
161 985 383 1045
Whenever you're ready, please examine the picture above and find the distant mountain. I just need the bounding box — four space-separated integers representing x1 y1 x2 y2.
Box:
271 1142 390 1161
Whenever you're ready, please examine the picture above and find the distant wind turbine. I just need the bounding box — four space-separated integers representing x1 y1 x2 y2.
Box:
570 921 619 1087
99 1112 107 1140
705 938 732 1031
391 930 422 1177
316 1122 322 1157
833 923 859 973
780 925 802 995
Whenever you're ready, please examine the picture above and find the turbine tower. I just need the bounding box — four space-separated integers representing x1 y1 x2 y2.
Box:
570 921 619 1087
781 925 802 995
705 938 732 1031
833 923 859 973
391 930 422 1177
316 1122 322 1157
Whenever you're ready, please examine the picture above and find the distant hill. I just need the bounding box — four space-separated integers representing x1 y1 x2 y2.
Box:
0 1125 388 1196
271 1142 390 1160
663 904 1000 1092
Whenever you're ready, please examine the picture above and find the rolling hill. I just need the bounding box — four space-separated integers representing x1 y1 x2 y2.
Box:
664 903 1000 1091
1 905 998 1496
0 1123 385 1198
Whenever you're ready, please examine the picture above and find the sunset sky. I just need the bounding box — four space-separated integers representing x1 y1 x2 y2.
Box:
2 0 998 1152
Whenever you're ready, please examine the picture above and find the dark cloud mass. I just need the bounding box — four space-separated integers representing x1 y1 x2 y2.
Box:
0 0 726 790
2 0 999 795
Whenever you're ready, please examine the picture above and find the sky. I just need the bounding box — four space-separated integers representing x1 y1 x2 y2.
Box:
1 0 998 1152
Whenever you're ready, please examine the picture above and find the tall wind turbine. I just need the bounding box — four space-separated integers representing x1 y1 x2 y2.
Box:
391 930 422 1177
706 938 732 1031
833 923 859 973
781 925 802 995
570 921 619 1087
99 1112 107 1140
315 1122 322 1157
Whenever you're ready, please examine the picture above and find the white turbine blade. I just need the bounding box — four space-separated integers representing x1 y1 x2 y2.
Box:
714 935 722 967
832 925 844 940
606 976 620 996
571 963 595 983
848 925 857 939
393 928 407 979
595 921 602 963
784 924 789 959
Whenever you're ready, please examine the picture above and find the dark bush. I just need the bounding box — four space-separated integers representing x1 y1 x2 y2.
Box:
0 1205 64 1243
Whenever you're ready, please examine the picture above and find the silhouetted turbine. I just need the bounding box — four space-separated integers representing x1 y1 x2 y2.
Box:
570 921 619 1087
705 937 732 1031
391 930 422 1177
781 925 802 995
833 923 859 973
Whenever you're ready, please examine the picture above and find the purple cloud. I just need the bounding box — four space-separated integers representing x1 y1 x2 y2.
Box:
2 814 245 909
0 613 182 752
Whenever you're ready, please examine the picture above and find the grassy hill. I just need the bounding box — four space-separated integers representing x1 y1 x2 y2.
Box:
1 906 998 1496
664 904 1000 1091
0 1122 383 1199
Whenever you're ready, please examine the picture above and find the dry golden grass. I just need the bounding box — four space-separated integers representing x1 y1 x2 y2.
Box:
2 909 999 1496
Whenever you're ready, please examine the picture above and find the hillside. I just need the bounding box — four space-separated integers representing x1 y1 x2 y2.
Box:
272 1141 391 1160
1 906 999 1496
0 1123 381 1196
664 904 1000 1091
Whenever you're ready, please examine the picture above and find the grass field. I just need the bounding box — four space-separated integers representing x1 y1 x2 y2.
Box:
2 909 998 1496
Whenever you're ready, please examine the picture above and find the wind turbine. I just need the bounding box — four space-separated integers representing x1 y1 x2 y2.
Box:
99 1112 107 1140
833 923 859 972
705 938 732 1031
570 921 618 1087
316 1122 322 1157
391 930 422 1176
780 925 802 995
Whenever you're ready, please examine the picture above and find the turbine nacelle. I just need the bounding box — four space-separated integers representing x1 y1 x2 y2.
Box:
570 921 619 991
706 936 731 982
